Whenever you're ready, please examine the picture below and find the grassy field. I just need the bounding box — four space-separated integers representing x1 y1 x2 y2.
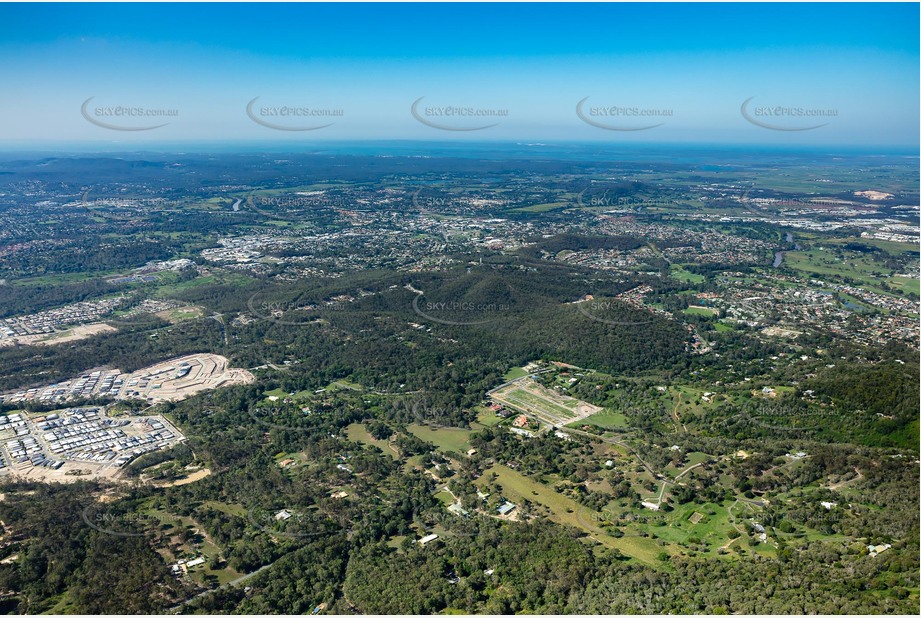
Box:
152 272 252 298
475 406 504 427
784 249 918 298
826 236 919 256
576 410 629 430
890 276 920 297
434 488 455 505
262 387 315 401
143 507 243 585
9 271 123 286
406 423 473 453
513 202 568 213
674 383 729 413
346 423 398 458
784 249 880 280
670 265 705 283
503 366 530 381
477 464 664 565
159 306 204 322
202 500 246 517
643 500 743 558
683 305 718 317
684 451 711 466
326 379 365 392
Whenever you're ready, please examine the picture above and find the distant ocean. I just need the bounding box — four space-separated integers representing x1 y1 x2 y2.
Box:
0 140 915 163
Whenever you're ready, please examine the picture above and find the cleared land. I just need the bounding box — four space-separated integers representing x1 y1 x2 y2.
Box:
502 366 529 381
490 379 601 426
477 464 663 565
784 248 919 299
406 423 473 453
121 354 256 403
153 468 212 487
683 305 718 317
155 305 204 323
346 423 398 458
474 406 504 427
574 410 629 430
0 323 116 347
0 353 255 406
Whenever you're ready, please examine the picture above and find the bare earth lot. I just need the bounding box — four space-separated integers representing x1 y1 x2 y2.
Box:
490 378 602 426
121 354 255 403
0 323 116 347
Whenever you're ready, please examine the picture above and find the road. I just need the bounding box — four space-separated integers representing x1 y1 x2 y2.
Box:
563 426 659 480
210 313 229 346
669 394 688 434
562 425 707 507
675 462 704 480
168 559 277 612
827 467 863 490
486 369 553 396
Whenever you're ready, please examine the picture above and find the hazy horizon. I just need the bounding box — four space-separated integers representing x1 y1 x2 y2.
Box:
0 140 917 158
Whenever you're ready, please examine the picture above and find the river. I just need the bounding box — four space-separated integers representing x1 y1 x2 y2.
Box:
775 232 803 266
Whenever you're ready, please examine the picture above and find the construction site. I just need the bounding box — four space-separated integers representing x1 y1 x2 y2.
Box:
0 353 255 406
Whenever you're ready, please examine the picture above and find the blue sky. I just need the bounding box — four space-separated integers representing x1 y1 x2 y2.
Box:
0 2 917 148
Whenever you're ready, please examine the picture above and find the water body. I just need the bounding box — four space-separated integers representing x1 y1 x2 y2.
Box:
3 142 914 166
776 232 803 266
